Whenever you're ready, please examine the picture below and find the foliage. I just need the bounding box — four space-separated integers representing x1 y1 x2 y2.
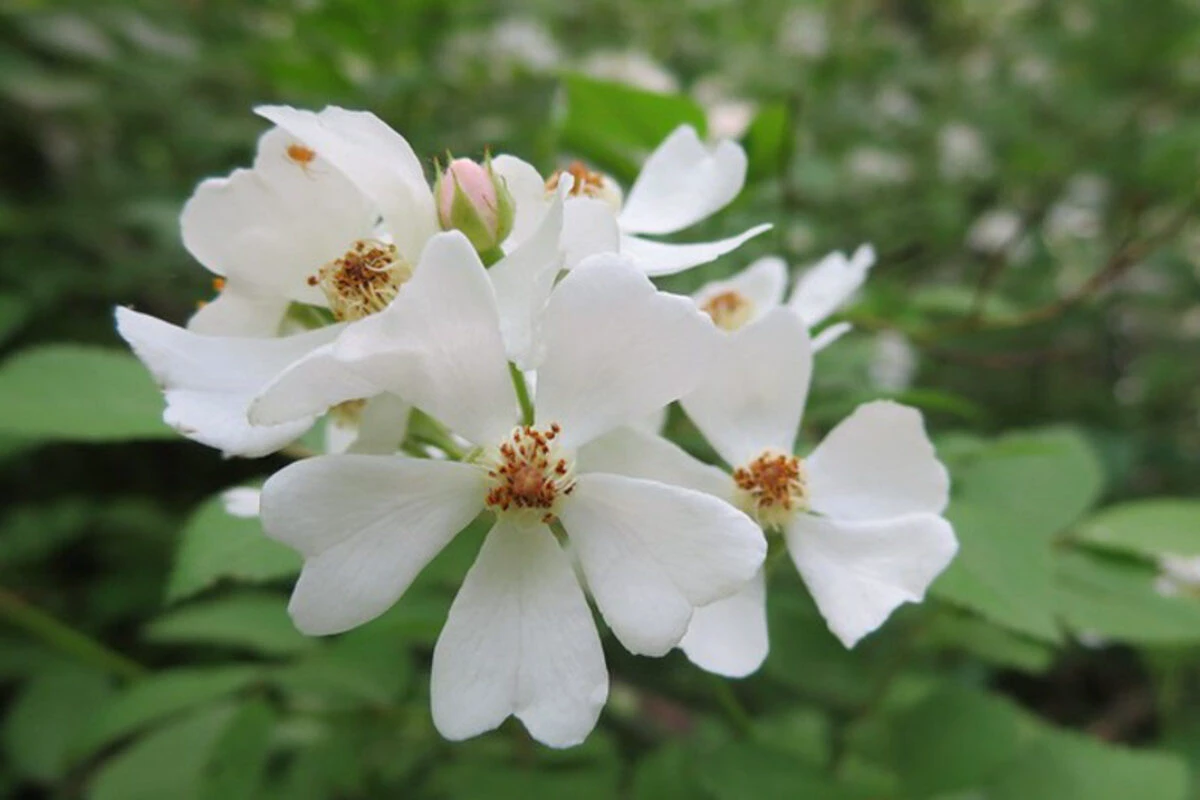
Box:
1 0 1198 797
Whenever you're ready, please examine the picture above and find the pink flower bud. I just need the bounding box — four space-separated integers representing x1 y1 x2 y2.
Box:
435 158 515 257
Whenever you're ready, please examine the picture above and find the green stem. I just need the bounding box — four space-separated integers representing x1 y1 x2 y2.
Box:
710 676 755 737
509 362 535 426
0 587 145 680
409 430 466 461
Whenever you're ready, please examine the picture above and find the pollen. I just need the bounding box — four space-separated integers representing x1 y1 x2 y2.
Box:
732 449 808 529
701 289 755 331
546 161 623 210
482 424 575 523
286 143 318 168
308 240 413 321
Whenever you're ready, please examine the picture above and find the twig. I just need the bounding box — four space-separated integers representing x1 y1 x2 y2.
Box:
0 587 146 680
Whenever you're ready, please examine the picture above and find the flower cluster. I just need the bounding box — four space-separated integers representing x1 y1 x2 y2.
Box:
119 105 957 748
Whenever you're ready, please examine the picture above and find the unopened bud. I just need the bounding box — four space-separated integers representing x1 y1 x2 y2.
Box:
435 157 515 258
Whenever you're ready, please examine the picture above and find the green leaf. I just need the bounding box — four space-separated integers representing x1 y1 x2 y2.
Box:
632 745 704 800
2 665 113 781
695 741 851 800
166 492 299 603
77 666 262 758
268 625 412 706
934 501 1061 641
1055 549 1200 645
892 686 1034 797
0 293 29 345
890 688 1190 800
956 427 1106 540
430 761 619 800
1073 499 1200 558
990 729 1189 800
0 345 172 442
144 593 313 656
199 700 275 800
920 610 1055 672
934 427 1106 641
559 74 707 180
87 703 248 800
743 103 790 182
763 585 890 709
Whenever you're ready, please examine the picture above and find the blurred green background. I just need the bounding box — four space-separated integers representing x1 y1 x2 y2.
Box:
1 0 1199 797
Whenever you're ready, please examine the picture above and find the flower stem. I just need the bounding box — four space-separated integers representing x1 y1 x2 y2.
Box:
710 675 755 737
0 587 145 680
509 362 535 426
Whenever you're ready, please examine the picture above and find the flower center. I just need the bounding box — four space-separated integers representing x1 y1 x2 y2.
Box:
732 449 808 528
701 289 755 332
307 240 413 321
546 161 623 211
482 424 575 523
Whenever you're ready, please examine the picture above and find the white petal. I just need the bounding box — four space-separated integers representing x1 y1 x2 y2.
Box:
431 520 607 748
692 256 787 321
631 406 667 435
534 254 716 449
260 455 485 635
249 338 384 426
186 280 290 338
345 393 411 455
220 487 262 519
491 154 548 249
116 307 341 457
488 184 566 369
680 569 768 678
561 473 765 656
681 307 812 467
181 126 373 304
562 197 622 268
785 513 957 647
619 126 749 235
255 105 437 263
619 224 771 277
806 400 950 521
254 232 517 447
787 244 876 327
810 321 853 352
577 426 731 499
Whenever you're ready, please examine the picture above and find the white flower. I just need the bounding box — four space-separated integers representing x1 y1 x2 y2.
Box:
584 309 956 676
119 106 564 456
496 125 770 277
257 233 765 746
181 124 377 337
938 122 993 180
692 244 876 350
220 487 262 518
869 330 918 393
580 50 679 94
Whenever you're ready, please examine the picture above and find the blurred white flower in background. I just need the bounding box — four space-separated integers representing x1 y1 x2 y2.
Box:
491 17 562 73
580 50 679 93
778 7 829 59
1046 173 1109 244
1155 555 1200 598
846 146 914 187
968 207 1024 256
875 85 921 125
869 330 918 393
939 122 993 180
693 76 755 140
